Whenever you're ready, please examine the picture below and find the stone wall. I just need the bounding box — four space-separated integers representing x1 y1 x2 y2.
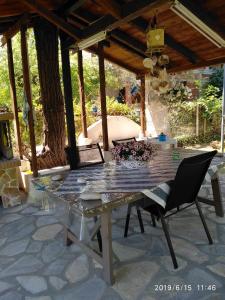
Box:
0 159 22 207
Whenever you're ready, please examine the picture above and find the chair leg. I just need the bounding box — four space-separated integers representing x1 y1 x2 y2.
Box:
94 216 102 252
151 213 156 227
124 203 132 237
136 205 145 233
195 199 213 245
158 210 178 269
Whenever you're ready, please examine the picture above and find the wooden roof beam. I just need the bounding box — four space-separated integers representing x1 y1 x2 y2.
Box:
21 0 82 40
82 0 169 34
1 14 30 47
72 10 148 59
80 0 199 64
60 0 87 16
132 17 199 64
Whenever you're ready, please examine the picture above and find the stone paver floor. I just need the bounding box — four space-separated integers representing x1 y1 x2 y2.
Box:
1 174 225 299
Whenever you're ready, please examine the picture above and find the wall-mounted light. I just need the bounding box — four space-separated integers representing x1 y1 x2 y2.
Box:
77 31 107 50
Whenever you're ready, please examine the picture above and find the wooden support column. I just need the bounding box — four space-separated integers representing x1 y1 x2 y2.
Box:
98 42 109 151
140 75 146 136
20 27 38 177
60 36 78 169
7 39 23 159
78 50 87 138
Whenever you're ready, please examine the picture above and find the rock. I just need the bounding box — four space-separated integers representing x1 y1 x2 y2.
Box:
0 239 29 256
54 277 106 300
0 281 14 293
207 263 225 278
41 240 65 263
32 224 62 241
65 254 89 283
112 241 145 262
0 255 44 278
0 214 22 224
113 261 159 300
36 216 58 227
16 275 47 294
49 276 67 290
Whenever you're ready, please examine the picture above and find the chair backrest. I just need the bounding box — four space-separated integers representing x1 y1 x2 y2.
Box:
165 150 217 211
112 137 136 147
77 143 105 168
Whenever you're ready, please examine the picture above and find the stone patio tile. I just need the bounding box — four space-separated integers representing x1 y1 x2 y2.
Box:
21 207 40 215
49 276 67 290
43 258 72 276
113 261 159 300
112 241 145 262
186 268 222 289
36 216 58 227
54 277 106 300
172 238 209 263
0 281 14 294
0 291 23 300
0 255 44 278
25 297 52 300
41 240 65 263
26 240 43 253
0 239 29 256
16 275 47 294
32 224 63 241
0 214 22 224
65 254 89 283
207 263 225 278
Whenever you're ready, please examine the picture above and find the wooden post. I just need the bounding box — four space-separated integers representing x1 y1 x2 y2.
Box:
7 38 23 159
20 27 38 177
60 36 78 169
98 42 109 151
140 75 146 136
78 50 87 138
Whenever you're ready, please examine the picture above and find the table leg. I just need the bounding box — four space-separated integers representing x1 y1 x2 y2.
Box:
211 174 224 217
101 211 114 285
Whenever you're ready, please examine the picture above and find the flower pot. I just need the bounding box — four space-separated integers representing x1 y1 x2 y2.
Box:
121 160 149 169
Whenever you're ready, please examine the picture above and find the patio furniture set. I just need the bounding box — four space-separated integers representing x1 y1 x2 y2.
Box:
33 140 225 285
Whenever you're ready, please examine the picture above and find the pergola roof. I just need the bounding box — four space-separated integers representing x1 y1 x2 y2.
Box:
1 0 225 74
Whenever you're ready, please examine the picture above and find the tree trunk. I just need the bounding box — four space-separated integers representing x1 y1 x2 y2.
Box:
33 18 66 169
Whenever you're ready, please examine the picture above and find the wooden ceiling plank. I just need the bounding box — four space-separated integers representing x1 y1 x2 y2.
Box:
1 13 30 46
81 0 168 35
110 37 146 59
179 0 225 37
61 0 87 16
72 10 148 58
132 17 199 63
21 0 82 40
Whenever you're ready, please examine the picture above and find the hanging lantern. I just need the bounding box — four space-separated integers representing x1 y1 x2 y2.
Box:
146 27 165 55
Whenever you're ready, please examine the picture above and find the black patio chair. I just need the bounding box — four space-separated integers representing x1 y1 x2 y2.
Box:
112 137 136 147
77 143 104 168
124 150 217 269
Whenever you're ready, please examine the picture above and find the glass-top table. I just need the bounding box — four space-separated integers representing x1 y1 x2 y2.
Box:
33 148 225 284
